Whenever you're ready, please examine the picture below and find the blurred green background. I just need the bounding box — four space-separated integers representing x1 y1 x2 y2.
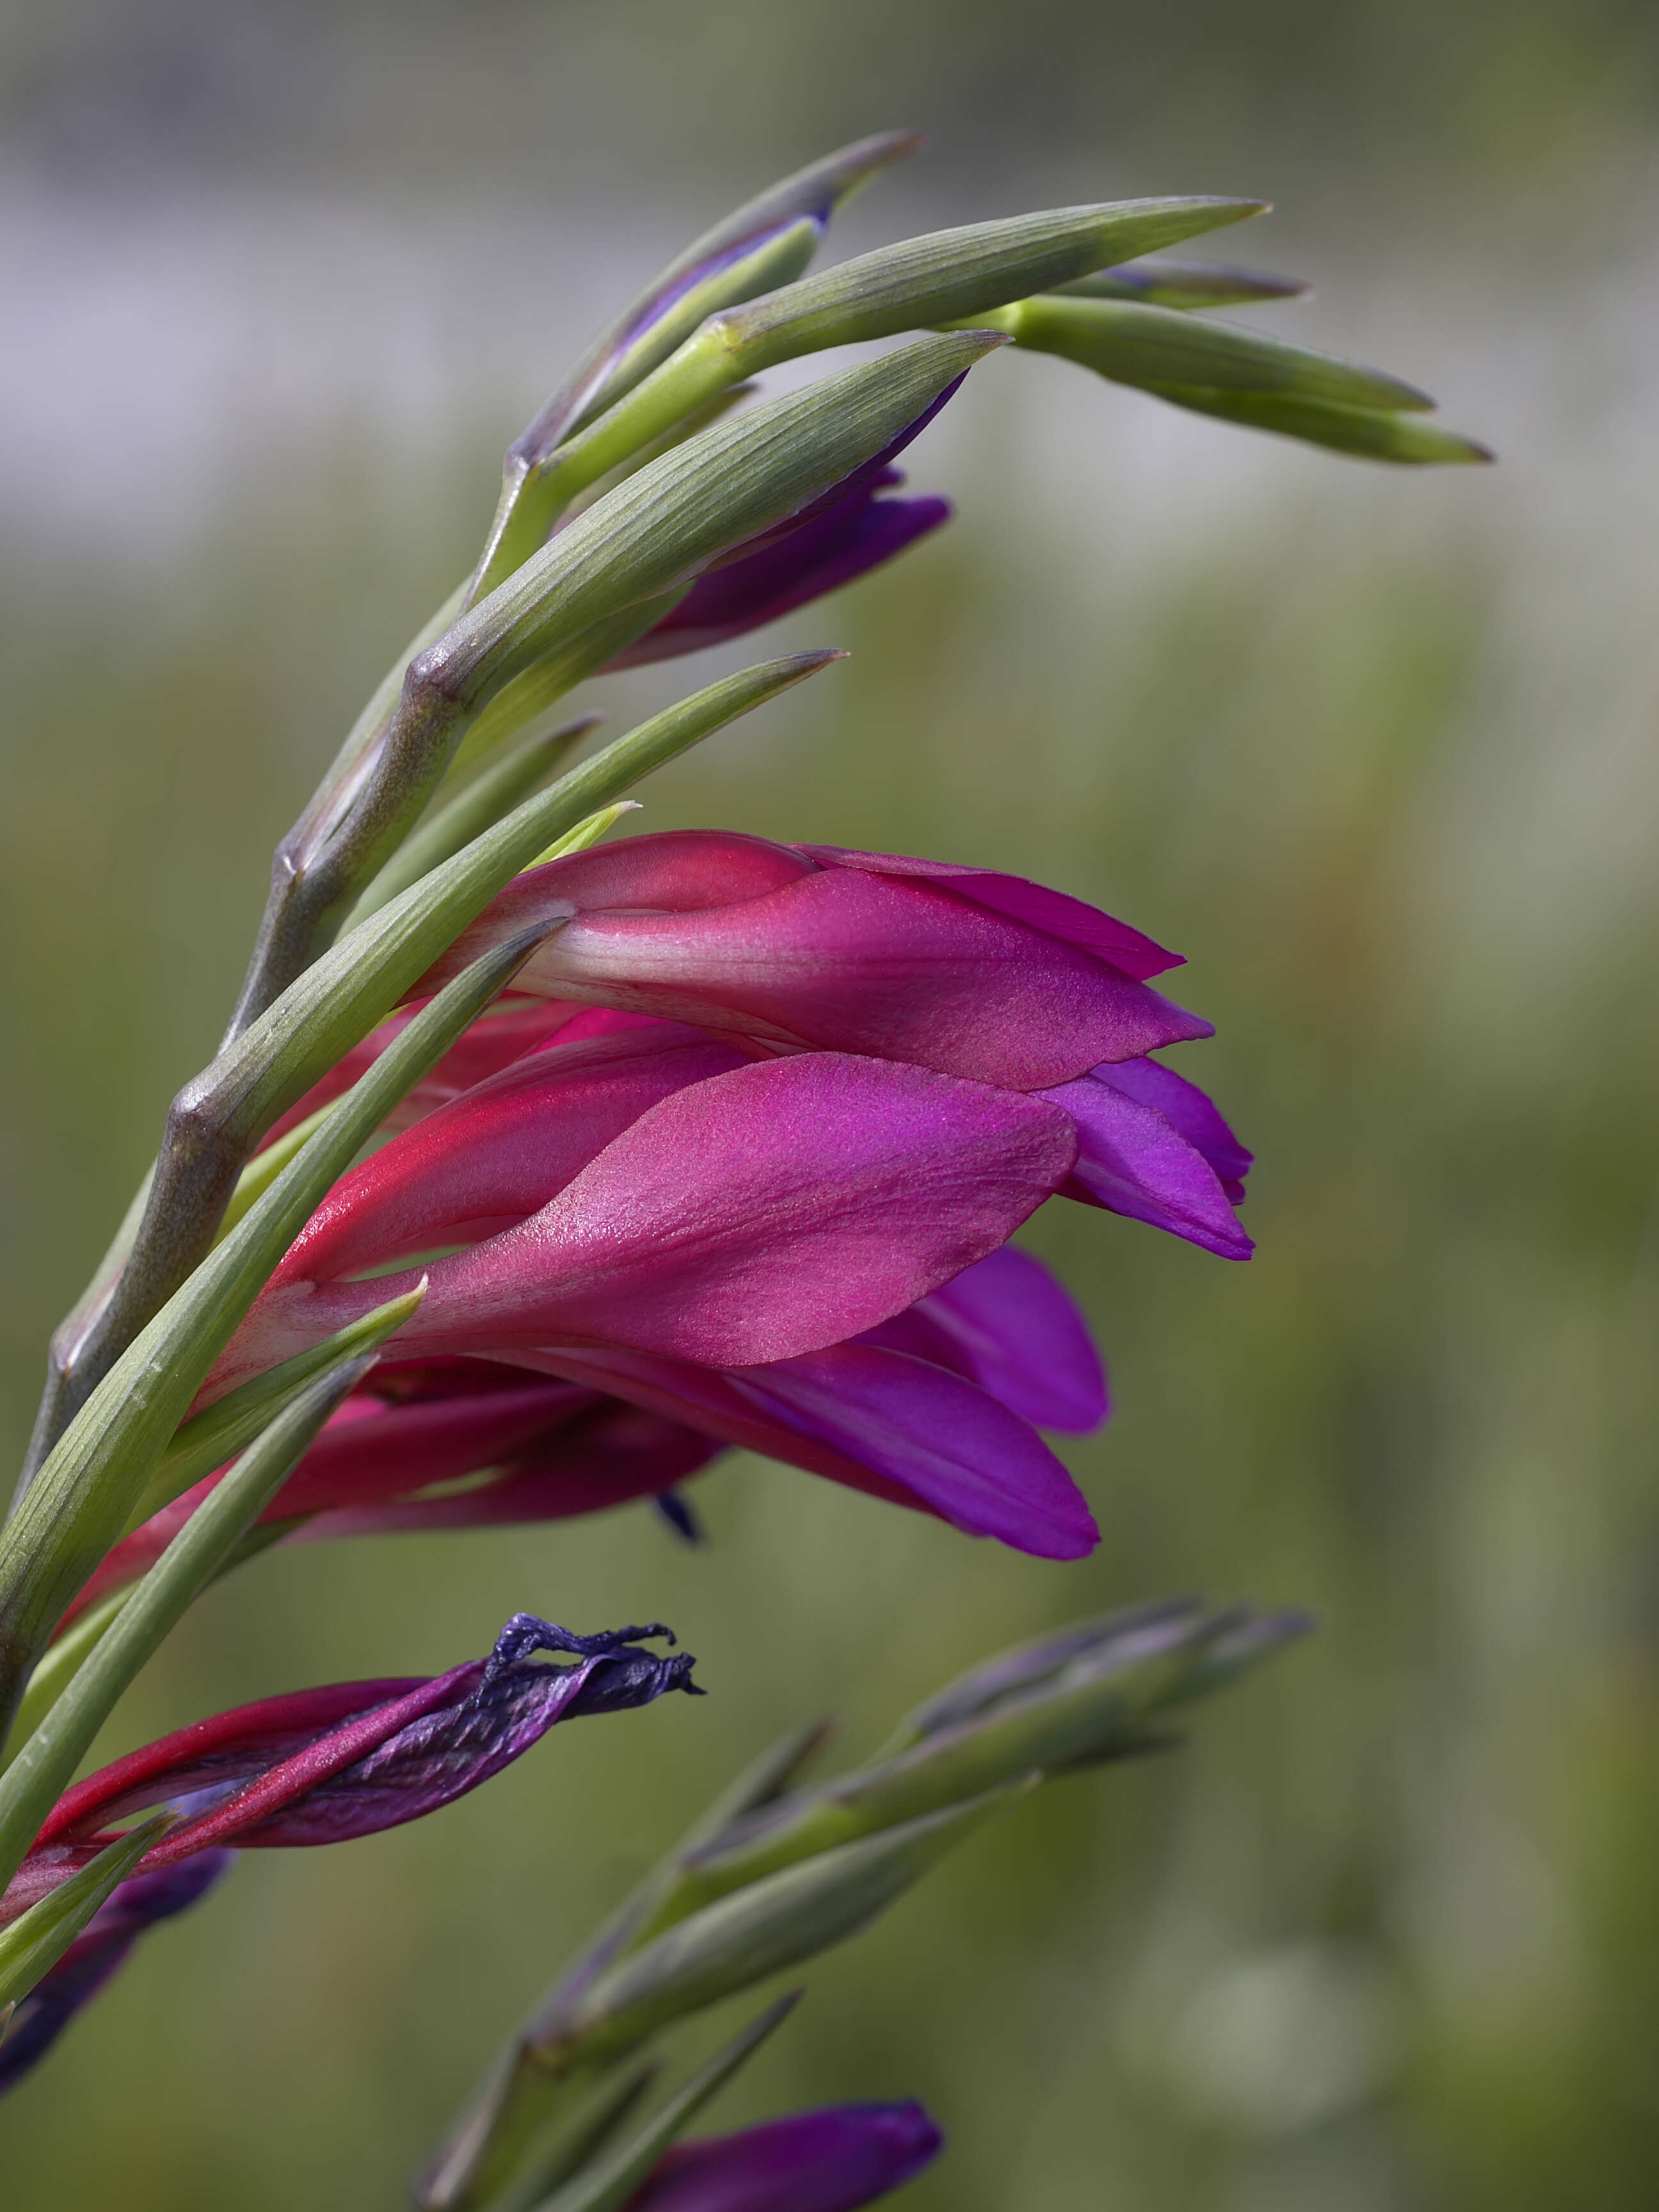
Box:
3 3 1658 2206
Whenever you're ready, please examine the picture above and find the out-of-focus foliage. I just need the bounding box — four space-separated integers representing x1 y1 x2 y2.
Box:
2 4 1657 2208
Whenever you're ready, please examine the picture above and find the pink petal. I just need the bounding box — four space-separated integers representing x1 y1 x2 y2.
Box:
223 1057 1077 1385
800 846 1182 978
269 1026 747 1287
490 864 1208 1088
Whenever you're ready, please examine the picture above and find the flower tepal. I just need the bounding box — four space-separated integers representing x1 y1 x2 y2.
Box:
624 2101 943 2212
2 1618 698 1930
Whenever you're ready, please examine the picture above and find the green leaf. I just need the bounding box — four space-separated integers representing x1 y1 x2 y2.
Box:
977 294 1434 411
0 1354 390 1892
529 1996 800 2212
1148 381 1495 461
0 930 550 1738
537 199 1266 510
348 715 602 922
0 1816 170 2012
1052 257 1308 309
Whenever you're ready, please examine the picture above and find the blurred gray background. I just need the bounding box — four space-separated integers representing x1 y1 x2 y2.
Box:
3 4 1658 2206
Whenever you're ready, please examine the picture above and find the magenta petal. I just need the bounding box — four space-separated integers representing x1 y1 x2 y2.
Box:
419 1055 1076 1365
1045 1069 1254 1260
262 999 584 1149
799 847 1182 979
862 1246 1108 1432
296 1403 723 1538
512 866 1208 1088
626 2103 943 2212
228 1057 1078 1383
271 1027 747 1287
1093 1054 1254 1197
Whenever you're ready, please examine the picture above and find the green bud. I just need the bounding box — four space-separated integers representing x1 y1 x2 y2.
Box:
536 200 1265 514
639 1605 1308 1931
1052 257 1308 309
975 294 1433 411
1145 382 1496 463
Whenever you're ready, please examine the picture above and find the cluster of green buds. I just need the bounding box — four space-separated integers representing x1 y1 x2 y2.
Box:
417 1599 1308 2212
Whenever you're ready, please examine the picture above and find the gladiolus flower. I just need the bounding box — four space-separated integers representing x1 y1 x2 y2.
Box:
2 1619 697 1931
0 1856 230 2094
623 2101 943 2212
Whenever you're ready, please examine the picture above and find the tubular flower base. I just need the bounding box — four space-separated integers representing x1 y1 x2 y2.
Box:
624 2102 943 2212
2 1619 698 1931
0 1855 230 2095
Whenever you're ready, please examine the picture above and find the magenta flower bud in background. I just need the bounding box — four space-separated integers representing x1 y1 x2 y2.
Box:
623 2101 943 2212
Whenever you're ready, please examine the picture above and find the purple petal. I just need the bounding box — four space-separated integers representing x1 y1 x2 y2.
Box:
0 1854 230 2094
519 1340 1099 1561
1044 1068 1253 1260
607 492 951 669
861 1245 1108 1432
1093 1053 1254 1197
626 2102 943 2212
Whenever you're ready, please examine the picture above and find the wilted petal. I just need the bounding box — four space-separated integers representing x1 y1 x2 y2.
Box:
862 1245 1108 1431
1045 1065 1253 1259
8 1620 696 1918
0 1856 230 2094
625 2101 943 2212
